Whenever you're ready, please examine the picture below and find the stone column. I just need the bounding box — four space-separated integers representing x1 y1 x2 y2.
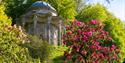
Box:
33 14 38 35
58 20 62 45
21 16 25 27
47 16 52 44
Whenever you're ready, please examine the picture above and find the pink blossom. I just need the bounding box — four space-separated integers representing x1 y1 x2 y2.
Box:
82 32 84 36
95 42 99 46
73 19 84 27
111 45 116 49
98 53 104 58
73 19 77 24
77 22 82 27
95 60 99 63
116 49 120 53
86 31 93 37
113 53 117 57
82 51 87 55
108 37 112 40
67 31 72 36
97 46 102 50
78 30 81 34
76 47 80 52
91 52 97 59
91 20 97 25
66 26 71 29
82 35 88 42
91 45 96 49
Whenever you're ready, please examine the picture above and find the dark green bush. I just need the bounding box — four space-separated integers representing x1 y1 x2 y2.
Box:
24 35 51 63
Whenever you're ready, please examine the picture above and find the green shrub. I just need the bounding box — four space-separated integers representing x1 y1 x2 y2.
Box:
0 24 41 63
24 35 51 63
0 24 52 63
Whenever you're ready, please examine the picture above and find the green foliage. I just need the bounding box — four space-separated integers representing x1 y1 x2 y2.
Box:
104 17 125 63
76 4 108 23
0 4 11 26
75 0 84 12
0 24 41 63
49 46 68 63
0 24 52 63
3 0 31 23
47 0 77 19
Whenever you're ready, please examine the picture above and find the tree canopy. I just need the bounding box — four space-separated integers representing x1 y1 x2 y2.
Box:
2 0 77 23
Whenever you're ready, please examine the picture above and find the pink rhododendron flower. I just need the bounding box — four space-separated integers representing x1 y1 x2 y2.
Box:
82 51 87 55
82 35 88 42
91 20 97 24
86 31 92 37
91 52 97 59
90 45 96 49
73 20 83 27
66 26 71 30
95 42 99 46
95 60 99 63
112 45 116 49
113 53 117 57
108 37 112 40
116 49 120 53
99 53 104 58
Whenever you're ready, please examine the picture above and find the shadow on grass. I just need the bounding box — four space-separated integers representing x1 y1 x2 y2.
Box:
52 56 64 63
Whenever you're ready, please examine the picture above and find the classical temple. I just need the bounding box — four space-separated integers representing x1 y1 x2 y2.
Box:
17 1 64 45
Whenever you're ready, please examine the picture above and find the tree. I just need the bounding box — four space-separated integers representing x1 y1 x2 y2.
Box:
3 0 77 23
46 0 77 20
74 0 84 13
76 4 108 23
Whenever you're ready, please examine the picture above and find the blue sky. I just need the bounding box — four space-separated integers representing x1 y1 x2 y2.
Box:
85 0 125 22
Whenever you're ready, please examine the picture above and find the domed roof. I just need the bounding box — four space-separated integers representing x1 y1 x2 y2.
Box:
32 1 48 7
31 1 56 11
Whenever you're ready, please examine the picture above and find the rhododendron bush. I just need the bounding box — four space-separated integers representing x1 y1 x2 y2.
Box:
63 20 120 63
